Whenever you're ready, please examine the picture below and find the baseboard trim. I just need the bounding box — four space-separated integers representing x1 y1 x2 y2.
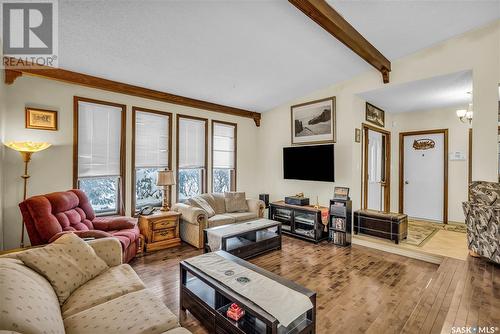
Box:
352 237 444 265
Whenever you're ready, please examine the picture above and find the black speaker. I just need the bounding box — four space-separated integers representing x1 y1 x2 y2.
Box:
259 194 269 208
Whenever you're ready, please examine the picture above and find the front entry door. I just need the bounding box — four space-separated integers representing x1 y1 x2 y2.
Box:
401 131 447 222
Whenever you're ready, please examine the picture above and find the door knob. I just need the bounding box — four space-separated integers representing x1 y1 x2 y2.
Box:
405 180 409 185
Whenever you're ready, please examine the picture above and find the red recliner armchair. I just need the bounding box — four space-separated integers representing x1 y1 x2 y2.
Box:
19 189 140 263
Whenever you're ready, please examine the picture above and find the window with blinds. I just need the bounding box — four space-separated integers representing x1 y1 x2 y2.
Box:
177 115 207 200
212 121 237 192
75 98 125 215
133 109 170 211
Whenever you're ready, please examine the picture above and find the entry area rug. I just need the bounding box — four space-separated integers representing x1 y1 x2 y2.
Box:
403 222 439 246
403 220 467 247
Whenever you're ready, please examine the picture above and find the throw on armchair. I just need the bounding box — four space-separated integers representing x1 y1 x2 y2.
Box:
173 192 265 249
462 181 500 264
19 189 140 262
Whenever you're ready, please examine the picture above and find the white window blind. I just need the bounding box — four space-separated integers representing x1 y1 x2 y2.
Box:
178 117 206 169
213 123 235 169
135 111 169 168
78 101 122 177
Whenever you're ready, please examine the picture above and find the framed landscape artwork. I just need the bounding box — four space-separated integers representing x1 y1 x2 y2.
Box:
291 97 336 145
365 102 385 127
25 107 58 131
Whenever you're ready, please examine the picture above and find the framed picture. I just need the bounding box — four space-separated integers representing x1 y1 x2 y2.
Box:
25 107 58 131
291 97 336 145
355 128 361 143
334 186 350 200
365 102 385 127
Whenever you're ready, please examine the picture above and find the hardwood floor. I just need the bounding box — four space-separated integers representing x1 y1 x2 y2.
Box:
130 235 499 334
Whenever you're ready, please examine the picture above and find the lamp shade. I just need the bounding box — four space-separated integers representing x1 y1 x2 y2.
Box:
4 141 51 153
156 170 175 186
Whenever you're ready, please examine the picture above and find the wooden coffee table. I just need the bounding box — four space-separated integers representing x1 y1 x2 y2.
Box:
203 219 282 259
180 251 316 334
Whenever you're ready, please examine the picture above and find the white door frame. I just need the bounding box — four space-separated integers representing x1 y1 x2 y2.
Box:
399 129 449 224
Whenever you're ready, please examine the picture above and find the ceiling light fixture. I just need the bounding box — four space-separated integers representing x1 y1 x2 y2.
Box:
456 103 473 124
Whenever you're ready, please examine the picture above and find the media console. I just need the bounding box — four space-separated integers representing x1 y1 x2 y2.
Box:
268 201 328 243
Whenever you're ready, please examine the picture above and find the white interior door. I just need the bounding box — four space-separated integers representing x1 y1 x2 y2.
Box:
403 133 444 222
367 130 383 211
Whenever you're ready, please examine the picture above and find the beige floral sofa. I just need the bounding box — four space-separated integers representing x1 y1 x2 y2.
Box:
173 192 265 249
0 237 191 334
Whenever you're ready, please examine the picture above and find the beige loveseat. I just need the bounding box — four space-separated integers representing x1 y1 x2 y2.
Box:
0 237 191 334
173 193 265 249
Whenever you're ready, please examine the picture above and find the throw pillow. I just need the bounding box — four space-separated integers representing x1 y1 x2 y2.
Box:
189 196 216 218
18 233 109 305
224 192 249 213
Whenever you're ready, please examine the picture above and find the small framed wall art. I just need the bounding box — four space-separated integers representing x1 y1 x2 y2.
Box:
355 128 361 143
25 107 58 131
365 102 385 128
291 97 336 145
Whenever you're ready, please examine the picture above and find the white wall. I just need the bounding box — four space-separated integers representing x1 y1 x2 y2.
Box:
2 76 260 250
258 21 499 219
390 106 470 222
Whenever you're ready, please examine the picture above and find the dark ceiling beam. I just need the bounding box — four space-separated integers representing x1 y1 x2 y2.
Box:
3 57 262 126
289 0 391 83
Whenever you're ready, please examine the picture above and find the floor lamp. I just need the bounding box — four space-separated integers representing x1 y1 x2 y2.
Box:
4 141 51 248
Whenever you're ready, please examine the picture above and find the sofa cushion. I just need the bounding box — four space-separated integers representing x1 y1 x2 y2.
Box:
225 212 258 222
0 258 65 334
62 264 146 318
212 193 227 214
108 225 140 249
207 214 236 228
18 233 109 305
93 216 137 231
224 192 249 213
188 196 216 218
63 289 180 334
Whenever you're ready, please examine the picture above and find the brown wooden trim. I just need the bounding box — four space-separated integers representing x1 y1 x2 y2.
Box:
4 57 261 126
399 129 448 224
288 0 391 83
211 120 238 192
131 106 173 216
361 123 391 212
290 96 336 145
176 114 209 201
25 107 58 131
73 96 127 216
468 128 473 186
5 69 22 84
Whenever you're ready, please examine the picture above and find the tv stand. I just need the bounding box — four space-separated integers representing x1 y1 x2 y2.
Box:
268 201 328 243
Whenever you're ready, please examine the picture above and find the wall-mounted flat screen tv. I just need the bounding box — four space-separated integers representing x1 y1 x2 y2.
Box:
283 144 334 182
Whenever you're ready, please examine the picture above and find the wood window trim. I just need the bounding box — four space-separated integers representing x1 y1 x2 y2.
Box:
211 120 238 192
131 107 173 216
398 129 449 224
176 114 209 201
360 123 391 212
73 96 127 216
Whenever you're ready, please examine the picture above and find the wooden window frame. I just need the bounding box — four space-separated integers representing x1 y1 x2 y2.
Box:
176 114 208 201
211 120 237 192
131 107 173 216
73 96 127 216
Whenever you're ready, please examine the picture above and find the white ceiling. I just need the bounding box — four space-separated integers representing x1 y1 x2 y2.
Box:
58 1 500 112
358 70 473 113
